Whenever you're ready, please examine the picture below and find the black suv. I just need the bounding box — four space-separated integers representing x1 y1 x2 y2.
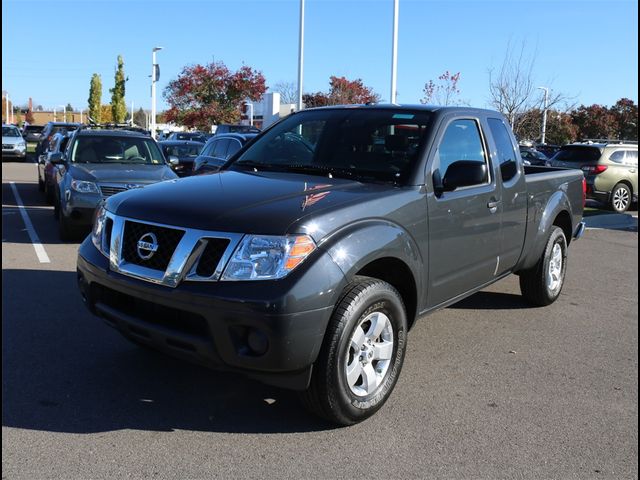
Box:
50 127 178 240
192 133 258 174
36 122 81 158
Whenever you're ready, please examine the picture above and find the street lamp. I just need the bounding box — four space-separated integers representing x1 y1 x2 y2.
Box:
537 86 549 145
390 0 399 104
296 0 305 112
151 46 163 139
59 105 67 123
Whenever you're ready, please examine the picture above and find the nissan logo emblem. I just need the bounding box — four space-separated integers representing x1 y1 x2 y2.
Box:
137 232 159 260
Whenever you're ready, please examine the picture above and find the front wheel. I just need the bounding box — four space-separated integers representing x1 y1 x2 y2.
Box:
300 277 407 425
519 226 568 306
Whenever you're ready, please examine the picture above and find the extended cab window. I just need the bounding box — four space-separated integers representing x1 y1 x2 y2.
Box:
488 118 518 182
435 119 488 187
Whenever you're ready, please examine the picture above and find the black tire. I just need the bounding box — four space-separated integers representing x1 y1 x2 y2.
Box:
38 175 45 192
300 276 407 425
58 213 75 241
44 181 54 205
610 183 632 213
519 226 568 306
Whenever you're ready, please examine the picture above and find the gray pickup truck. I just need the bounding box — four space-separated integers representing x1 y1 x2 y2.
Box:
77 105 585 425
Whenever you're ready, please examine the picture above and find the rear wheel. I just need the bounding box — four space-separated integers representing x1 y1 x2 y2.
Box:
300 276 407 425
38 175 45 192
610 183 632 213
519 226 568 306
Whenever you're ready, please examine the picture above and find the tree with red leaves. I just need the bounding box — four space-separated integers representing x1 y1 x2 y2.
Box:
164 61 266 130
420 71 462 106
302 76 380 108
571 104 618 140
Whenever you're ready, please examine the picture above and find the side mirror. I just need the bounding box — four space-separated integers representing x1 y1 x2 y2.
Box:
168 155 180 166
49 152 66 165
442 161 487 191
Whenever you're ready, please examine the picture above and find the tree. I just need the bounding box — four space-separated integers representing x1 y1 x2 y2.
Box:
164 61 267 130
420 71 462 106
35 105 44 111
133 107 147 128
88 73 102 123
610 98 638 140
65 103 74 112
272 81 297 104
302 76 380 108
326 76 381 105
110 55 127 123
571 104 617 140
100 104 113 123
488 41 574 139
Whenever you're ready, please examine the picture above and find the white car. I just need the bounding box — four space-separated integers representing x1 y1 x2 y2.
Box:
2 124 27 160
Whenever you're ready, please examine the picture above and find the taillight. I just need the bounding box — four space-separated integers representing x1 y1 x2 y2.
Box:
582 177 587 207
581 165 608 175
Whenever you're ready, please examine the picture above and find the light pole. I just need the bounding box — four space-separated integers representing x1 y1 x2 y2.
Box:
59 105 67 123
4 93 9 124
151 46 163 139
537 86 549 145
390 0 399 104
296 0 305 112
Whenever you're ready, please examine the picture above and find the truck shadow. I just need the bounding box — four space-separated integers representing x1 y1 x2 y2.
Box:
2 269 335 434
449 291 531 310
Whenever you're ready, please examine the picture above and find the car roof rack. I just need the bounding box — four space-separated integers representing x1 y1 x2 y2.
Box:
77 118 151 135
580 138 638 145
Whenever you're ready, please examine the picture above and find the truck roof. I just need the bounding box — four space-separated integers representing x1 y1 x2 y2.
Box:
303 104 501 116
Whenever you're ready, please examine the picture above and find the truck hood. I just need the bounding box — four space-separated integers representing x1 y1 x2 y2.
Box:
69 163 177 184
106 170 405 237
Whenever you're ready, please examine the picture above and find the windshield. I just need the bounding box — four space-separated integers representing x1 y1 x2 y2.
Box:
70 136 165 164
163 144 202 157
553 146 601 162
227 109 432 184
3 126 21 137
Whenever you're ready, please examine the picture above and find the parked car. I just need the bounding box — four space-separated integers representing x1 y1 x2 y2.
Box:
2 124 27 160
158 140 205 177
78 105 585 425
166 131 208 143
22 124 45 143
214 124 261 135
519 146 550 166
550 141 638 212
192 133 258 174
536 144 561 159
38 131 71 203
35 122 81 158
51 127 178 240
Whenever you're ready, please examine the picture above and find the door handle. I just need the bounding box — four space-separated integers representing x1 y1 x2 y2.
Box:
487 200 501 213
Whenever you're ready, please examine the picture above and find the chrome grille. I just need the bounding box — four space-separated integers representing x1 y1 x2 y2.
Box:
100 213 243 288
100 185 128 197
2 144 14 150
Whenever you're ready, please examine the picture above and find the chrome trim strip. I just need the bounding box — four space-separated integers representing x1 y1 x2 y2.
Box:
105 212 243 287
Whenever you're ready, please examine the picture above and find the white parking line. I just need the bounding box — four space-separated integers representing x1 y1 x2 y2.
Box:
9 181 51 264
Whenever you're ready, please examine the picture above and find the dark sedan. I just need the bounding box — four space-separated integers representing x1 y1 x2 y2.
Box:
192 133 258 175
519 147 550 166
159 140 205 177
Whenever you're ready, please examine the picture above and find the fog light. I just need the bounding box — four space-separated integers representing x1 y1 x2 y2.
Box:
247 329 269 356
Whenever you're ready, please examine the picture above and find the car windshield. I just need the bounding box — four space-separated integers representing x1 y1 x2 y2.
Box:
3 126 21 137
553 146 601 162
227 109 432 184
70 136 165 164
25 126 43 132
163 144 202 157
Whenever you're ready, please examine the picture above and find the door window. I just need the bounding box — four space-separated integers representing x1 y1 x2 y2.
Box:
435 119 488 186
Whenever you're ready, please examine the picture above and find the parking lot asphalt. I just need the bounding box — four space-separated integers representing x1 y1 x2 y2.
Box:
2 159 638 480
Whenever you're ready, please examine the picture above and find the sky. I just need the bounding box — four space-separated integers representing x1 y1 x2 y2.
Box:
2 0 638 113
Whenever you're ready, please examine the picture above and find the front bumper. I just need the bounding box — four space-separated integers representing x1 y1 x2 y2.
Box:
77 237 347 390
2 148 27 159
62 190 102 228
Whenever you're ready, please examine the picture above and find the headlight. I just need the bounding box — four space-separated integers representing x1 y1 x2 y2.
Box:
91 205 109 256
221 234 316 281
71 180 100 194
16 142 26 150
